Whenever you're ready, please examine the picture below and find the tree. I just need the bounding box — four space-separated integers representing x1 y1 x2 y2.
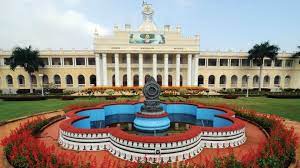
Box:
292 46 300 58
248 41 279 91
8 46 45 93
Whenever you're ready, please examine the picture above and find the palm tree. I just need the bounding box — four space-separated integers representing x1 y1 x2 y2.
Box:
248 41 280 91
292 46 300 57
8 46 45 93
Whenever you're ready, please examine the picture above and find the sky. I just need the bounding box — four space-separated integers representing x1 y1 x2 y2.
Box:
0 0 299 52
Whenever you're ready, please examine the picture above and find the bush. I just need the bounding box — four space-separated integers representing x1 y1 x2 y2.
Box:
16 89 31 94
223 94 239 99
61 96 75 100
1 96 47 101
267 92 300 99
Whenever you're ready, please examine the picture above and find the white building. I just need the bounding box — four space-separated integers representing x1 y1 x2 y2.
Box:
0 2 299 93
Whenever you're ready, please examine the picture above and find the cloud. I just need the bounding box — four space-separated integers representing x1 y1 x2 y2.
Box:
0 0 109 50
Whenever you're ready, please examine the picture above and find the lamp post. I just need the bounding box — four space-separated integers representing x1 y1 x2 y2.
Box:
39 74 44 96
246 74 250 98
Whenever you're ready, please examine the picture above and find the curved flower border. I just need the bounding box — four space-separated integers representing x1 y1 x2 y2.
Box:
60 101 245 143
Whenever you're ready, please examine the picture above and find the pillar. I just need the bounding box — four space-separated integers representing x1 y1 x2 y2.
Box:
176 54 181 86
139 54 143 86
193 54 199 86
95 54 101 86
114 53 120 86
126 53 132 86
164 54 169 86
187 54 192 86
153 54 157 81
102 53 107 86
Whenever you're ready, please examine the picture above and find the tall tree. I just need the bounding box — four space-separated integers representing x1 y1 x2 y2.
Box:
292 46 300 57
8 46 45 93
248 41 280 91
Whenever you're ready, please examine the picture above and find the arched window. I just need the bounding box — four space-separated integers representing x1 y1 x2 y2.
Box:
18 75 25 87
31 75 37 87
198 75 204 86
253 75 259 88
284 76 291 88
145 74 151 83
157 75 162 86
242 75 248 87
180 75 183 86
133 75 139 86
90 75 96 86
66 75 73 86
54 75 61 86
220 75 226 86
6 75 13 86
208 75 215 86
168 75 172 86
231 75 238 87
78 75 85 86
42 75 49 85
274 75 280 87
263 75 270 87
112 75 115 86
123 75 127 86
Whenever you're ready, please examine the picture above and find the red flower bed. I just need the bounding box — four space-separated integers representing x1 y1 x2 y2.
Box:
1 118 97 168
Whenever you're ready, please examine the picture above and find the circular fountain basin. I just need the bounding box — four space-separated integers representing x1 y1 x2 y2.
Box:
72 103 233 130
133 116 170 132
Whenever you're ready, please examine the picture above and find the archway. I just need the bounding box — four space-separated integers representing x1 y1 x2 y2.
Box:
168 75 172 86
123 75 127 86
133 75 139 86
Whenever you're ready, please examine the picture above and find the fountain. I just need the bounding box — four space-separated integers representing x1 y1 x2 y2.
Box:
133 76 170 132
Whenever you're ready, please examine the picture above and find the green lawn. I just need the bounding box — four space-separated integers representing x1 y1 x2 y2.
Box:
0 97 299 122
0 98 105 122
190 97 300 122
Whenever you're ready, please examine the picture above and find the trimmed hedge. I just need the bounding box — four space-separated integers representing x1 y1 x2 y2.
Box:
1 96 47 101
267 93 300 99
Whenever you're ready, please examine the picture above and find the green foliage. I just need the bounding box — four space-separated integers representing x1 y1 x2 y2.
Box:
105 89 115 96
248 41 280 66
178 88 188 96
292 46 300 58
8 45 45 73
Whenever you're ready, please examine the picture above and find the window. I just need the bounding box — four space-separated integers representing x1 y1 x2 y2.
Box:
208 59 217 66
78 75 85 86
198 59 205 66
31 75 37 86
64 58 73 65
41 58 49 65
111 55 115 63
231 75 238 87
6 75 13 86
252 60 260 67
90 75 96 86
76 58 85 65
157 55 163 64
231 59 239 66
220 75 226 85
121 55 126 64
285 60 293 67
241 59 250 67
264 59 272 67
4 58 10 65
52 58 61 65
54 75 61 85
220 59 228 66
198 75 204 86
274 76 280 86
275 60 282 67
66 75 73 85
18 75 25 86
88 58 95 65
208 75 215 85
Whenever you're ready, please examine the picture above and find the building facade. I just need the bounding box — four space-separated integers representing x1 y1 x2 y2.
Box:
0 3 299 93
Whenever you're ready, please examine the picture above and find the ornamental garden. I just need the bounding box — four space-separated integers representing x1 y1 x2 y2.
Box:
0 75 299 168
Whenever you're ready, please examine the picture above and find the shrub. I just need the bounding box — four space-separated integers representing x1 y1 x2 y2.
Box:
179 88 188 96
105 89 115 96
61 96 75 100
2 96 47 101
223 94 239 99
16 89 31 94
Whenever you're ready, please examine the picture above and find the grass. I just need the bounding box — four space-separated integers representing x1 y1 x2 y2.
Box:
189 97 300 122
0 98 105 122
0 97 299 122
